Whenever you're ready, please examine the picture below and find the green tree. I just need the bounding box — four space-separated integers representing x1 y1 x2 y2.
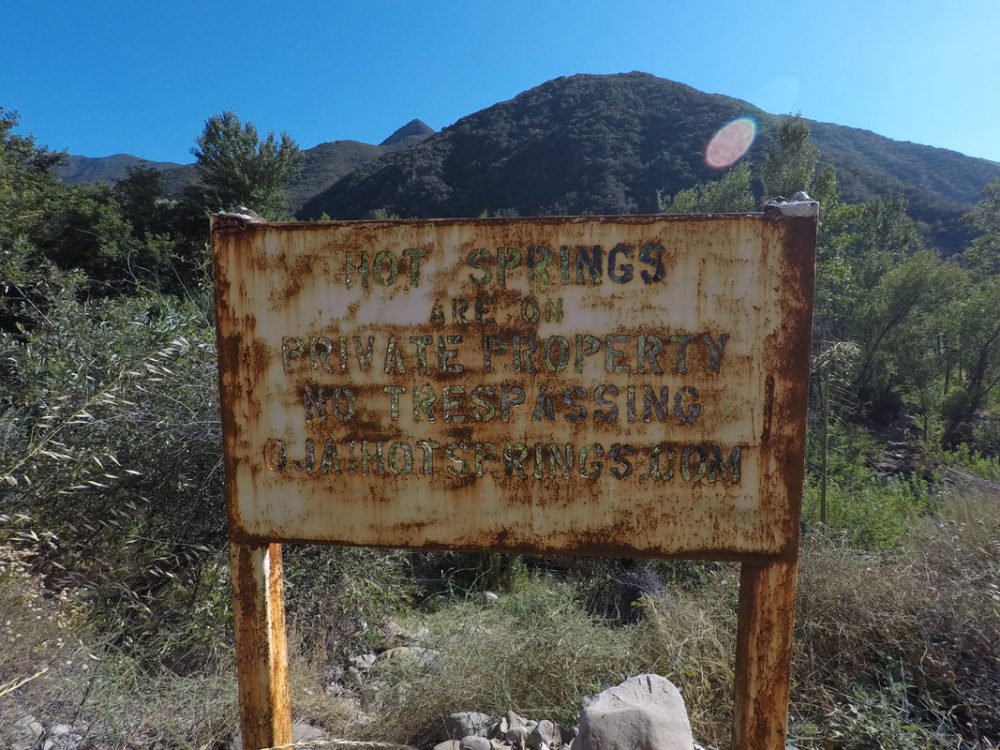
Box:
192 111 302 220
962 177 1000 281
0 108 65 247
761 116 838 206
814 196 922 348
879 255 967 439
939 275 1000 447
657 161 754 214
113 165 172 238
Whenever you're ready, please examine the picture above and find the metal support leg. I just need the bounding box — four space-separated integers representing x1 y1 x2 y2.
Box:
732 557 798 750
230 542 292 750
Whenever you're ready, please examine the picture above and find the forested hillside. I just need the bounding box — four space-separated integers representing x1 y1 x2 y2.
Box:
301 73 1000 253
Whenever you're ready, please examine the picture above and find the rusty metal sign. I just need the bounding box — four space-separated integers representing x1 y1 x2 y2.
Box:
212 205 817 750
213 210 814 558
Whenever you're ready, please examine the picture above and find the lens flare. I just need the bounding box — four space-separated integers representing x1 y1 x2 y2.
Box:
705 116 757 169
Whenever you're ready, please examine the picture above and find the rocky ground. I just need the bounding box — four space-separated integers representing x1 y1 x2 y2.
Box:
6 675 703 750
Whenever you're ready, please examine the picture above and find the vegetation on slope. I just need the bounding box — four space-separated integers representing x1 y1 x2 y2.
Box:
301 73 999 253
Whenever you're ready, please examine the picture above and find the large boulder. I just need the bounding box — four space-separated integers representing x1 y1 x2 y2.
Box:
575 674 694 750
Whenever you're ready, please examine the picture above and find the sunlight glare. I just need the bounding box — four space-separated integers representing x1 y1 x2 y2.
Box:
705 116 757 169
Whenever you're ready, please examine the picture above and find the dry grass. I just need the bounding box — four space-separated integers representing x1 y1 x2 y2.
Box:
631 577 739 748
332 489 998 749
1 487 996 749
792 489 1000 746
0 546 93 730
0 543 239 748
352 576 635 745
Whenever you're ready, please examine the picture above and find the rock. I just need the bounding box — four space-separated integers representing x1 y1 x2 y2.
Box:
294 723 325 742
382 618 430 646
459 737 492 750
445 712 495 740
375 645 440 668
575 674 694 750
434 742 461 750
347 665 365 688
8 715 46 750
561 725 578 745
350 652 377 670
506 725 530 749
232 721 323 750
45 728 86 750
491 716 509 738
507 710 529 729
528 719 559 749
326 680 347 696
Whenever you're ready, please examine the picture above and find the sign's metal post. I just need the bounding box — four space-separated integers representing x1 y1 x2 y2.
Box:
732 557 799 750
229 541 292 749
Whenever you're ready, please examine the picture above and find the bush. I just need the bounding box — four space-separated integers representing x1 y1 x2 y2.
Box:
406 551 527 608
939 443 1000 481
284 545 414 668
566 557 666 623
803 421 937 549
793 491 1000 745
802 473 936 549
1 261 230 669
359 575 635 744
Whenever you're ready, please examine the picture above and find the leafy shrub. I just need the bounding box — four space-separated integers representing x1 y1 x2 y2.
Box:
406 551 527 608
939 443 1000 481
802 474 936 549
1 256 229 669
803 422 937 548
284 545 414 667
566 557 666 623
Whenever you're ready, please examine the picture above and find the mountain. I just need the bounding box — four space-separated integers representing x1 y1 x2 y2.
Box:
380 119 435 147
287 140 386 210
53 154 183 184
54 122 436 213
300 73 1000 253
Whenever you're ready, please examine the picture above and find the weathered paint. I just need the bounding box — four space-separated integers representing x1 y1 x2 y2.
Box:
733 556 799 750
212 210 816 560
229 541 291 750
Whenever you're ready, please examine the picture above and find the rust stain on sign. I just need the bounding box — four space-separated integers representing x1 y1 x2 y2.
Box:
212 209 816 560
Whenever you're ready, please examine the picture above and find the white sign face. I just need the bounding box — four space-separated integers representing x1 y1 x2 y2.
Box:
212 209 815 559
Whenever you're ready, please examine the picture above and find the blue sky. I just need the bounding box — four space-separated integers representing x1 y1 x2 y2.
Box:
4 0 999 164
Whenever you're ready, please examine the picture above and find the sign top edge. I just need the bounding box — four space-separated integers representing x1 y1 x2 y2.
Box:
210 210 822 234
